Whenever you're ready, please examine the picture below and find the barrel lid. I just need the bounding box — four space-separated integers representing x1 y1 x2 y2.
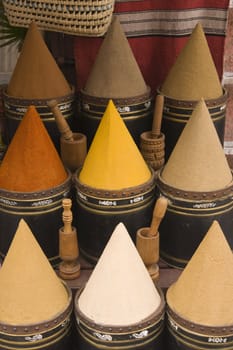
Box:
161 23 222 100
77 222 161 326
78 99 151 189
167 220 233 327
0 219 69 325
161 99 232 191
84 16 148 98
0 105 68 192
7 21 71 99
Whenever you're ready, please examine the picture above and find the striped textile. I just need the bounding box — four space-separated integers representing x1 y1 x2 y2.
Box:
74 0 229 94
115 1 228 37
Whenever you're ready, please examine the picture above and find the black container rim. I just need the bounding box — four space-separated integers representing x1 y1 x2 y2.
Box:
0 171 72 201
0 281 73 335
80 86 152 107
167 305 233 338
73 168 156 201
3 85 75 106
74 286 165 335
157 171 233 201
157 87 227 109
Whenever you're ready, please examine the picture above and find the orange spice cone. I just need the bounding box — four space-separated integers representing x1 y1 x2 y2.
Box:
0 105 67 191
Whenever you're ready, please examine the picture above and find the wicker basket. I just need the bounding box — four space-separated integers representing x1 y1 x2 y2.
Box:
2 0 115 36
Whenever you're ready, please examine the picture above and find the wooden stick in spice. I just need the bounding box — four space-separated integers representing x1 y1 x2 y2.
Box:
151 94 164 138
147 196 168 237
47 99 74 141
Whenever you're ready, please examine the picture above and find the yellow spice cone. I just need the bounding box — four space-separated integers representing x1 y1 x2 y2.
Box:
167 220 233 326
84 16 148 98
78 222 161 326
0 219 69 325
79 100 151 189
0 105 67 192
161 23 223 100
161 99 232 191
7 21 71 99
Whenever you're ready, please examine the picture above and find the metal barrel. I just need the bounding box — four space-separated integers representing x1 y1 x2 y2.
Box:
73 169 156 263
79 89 153 148
3 88 76 152
73 287 165 350
159 89 227 161
165 306 233 350
0 283 73 350
156 173 233 268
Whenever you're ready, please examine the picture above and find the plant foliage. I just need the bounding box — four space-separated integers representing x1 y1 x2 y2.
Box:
0 0 26 49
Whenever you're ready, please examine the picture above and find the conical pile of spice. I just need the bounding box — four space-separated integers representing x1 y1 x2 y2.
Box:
0 219 69 325
167 220 233 326
77 222 162 326
7 21 71 99
83 16 148 98
161 99 232 191
161 23 223 100
78 100 151 190
0 105 68 192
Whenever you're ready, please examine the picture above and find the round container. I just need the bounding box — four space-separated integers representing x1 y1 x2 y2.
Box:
3 88 76 152
79 89 153 148
0 282 73 350
140 132 165 173
73 169 156 263
74 286 165 350
156 173 233 269
136 227 160 281
165 305 233 350
60 132 87 173
0 172 72 267
159 89 227 161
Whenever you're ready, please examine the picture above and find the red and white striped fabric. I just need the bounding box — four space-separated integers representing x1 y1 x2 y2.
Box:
74 0 229 94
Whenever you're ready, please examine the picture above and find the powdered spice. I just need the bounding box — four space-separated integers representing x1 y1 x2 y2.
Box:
0 105 68 191
0 219 69 324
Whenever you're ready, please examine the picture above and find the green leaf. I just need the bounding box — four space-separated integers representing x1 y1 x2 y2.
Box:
0 0 26 50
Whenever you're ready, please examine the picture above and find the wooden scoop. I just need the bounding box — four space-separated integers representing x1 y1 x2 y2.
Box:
151 94 164 138
147 196 168 237
47 99 74 141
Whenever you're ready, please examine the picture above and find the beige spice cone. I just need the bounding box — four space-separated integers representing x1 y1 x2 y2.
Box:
167 220 233 327
161 23 223 100
84 16 148 98
0 219 69 325
161 99 232 191
78 222 161 326
7 21 71 99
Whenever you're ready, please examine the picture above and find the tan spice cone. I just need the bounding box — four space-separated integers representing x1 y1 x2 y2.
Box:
7 22 71 99
79 100 151 189
84 16 148 98
161 99 232 191
167 220 233 326
78 222 161 326
0 219 69 325
0 105 68 191
161 23 223 100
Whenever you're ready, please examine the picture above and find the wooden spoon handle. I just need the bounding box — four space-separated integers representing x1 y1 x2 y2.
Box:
151 94 164 138
148 196 168 236
47 99 74 141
